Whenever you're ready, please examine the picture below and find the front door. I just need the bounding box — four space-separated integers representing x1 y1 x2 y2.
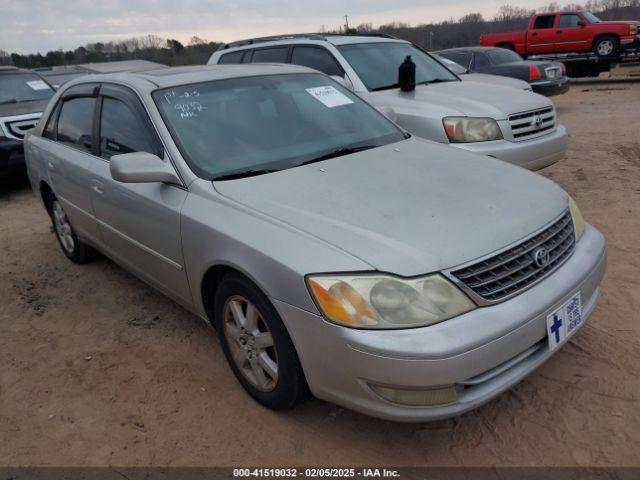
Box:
556 13 591 53
89 84 192 306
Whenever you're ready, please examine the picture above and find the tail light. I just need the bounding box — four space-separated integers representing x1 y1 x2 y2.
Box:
560 62 567 76
529 65 542 81
630 24 637 35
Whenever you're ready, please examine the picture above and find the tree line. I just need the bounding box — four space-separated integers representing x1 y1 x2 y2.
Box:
1 0 639 69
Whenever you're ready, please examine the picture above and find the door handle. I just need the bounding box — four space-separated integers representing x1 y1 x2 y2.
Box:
556 30 563 34
91 180 104 195
531 32 539 37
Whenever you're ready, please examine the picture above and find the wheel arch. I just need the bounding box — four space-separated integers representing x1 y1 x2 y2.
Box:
39 180 54 216
592 33 620 51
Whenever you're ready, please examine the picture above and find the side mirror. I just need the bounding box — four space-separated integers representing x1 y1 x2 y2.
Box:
110 152 181 185
577 20 586 27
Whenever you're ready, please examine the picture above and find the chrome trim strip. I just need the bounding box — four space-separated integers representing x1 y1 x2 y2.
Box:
96 218 183 271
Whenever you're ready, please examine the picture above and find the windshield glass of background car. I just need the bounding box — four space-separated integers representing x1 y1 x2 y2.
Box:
0 74 54 104
337 43 458 91
486 49 523 65
153 73 405 179
435 56 467 75
583 12 600 23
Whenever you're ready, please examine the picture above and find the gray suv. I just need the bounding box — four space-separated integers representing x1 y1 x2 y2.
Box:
209 34 567 171
0 66 54 178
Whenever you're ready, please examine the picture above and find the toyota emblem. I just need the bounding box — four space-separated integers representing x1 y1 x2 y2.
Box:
533 247 550 268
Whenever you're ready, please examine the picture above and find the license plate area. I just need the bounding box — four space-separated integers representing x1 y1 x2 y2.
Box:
546 292 582 352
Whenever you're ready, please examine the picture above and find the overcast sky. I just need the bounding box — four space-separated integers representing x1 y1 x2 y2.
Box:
2 0 568 54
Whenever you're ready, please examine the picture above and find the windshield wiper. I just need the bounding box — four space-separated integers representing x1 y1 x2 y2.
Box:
420 78 455 85
299 145 379 167
213 169 280 181
371 83 400 92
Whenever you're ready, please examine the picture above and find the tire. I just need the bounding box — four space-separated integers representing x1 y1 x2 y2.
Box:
593 36 618 58
213 272 307 410
48 193 94 264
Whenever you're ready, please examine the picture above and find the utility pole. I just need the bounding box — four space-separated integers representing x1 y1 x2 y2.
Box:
344 15 350 33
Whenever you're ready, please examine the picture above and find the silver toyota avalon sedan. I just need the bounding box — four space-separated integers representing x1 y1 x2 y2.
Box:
24 64 607 422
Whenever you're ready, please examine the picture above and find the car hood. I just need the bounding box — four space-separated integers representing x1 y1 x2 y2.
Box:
213 139 568 277
461 73 531 91
0 99 48 118
372 81 550 120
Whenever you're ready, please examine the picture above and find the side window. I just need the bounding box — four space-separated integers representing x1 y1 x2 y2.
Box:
290 47 344 76
559 14 583 27
473 52 490 69
251 47 288 63
56 97 96 153
99 97 157 159
218 51 244 64
533 15 556 29
42 101 61 140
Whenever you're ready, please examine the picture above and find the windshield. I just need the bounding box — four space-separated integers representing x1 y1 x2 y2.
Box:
153 73 405 180
337 42 459 91
433 55 467 75
583 12 600 23
0 73 54 104
486 48 523 65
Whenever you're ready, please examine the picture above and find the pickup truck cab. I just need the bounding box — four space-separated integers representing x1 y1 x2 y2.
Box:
481 11 640 58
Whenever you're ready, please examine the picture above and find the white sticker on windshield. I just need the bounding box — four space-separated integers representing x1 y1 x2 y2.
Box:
306 86 353 108
26 80 50 91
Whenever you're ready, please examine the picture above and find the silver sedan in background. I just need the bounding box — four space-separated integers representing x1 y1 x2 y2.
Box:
24 64 606 421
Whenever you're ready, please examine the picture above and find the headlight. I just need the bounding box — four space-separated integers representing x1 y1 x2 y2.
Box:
568 196 586 240
443 117 503 143
307 274 475 329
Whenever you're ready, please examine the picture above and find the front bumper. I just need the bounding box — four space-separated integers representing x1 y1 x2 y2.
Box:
531 77 571 97
621 34 640 52
274 224 606 422
452 124 567 171
0 139 26 178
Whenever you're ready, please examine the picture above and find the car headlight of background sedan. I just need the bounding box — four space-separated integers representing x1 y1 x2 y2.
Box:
443 117 503 143
307 274 476 329
569 196 586 240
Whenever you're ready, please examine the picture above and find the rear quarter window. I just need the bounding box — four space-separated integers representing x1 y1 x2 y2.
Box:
218 51 245 64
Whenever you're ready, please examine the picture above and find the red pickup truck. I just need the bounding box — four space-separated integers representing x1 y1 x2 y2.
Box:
481 11 640 58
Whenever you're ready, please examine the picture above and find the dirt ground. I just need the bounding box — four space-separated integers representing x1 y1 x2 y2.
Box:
1 82 639 468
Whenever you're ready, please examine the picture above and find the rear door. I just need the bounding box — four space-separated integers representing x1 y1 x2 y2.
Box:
527 14 558 54
556 13 591 52
89 84 192 305
42 84 102 246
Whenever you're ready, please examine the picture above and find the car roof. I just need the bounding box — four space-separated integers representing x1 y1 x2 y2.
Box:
215 33 406 53
59 63 321 92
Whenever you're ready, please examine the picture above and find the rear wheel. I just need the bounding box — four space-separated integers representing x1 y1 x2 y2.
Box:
49 194 94 264
213 273 307 409
594 36 618 58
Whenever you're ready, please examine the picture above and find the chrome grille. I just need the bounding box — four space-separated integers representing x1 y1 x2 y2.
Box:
1 113 41 141
509 106 555 141
450 211 575 304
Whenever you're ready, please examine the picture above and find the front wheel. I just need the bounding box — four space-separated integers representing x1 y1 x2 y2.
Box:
213 273 307 410
594 36 618 58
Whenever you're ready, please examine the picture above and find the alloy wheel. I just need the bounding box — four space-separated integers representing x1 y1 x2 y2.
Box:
223 295 279 392
52 200 75 254
597 40 614 56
